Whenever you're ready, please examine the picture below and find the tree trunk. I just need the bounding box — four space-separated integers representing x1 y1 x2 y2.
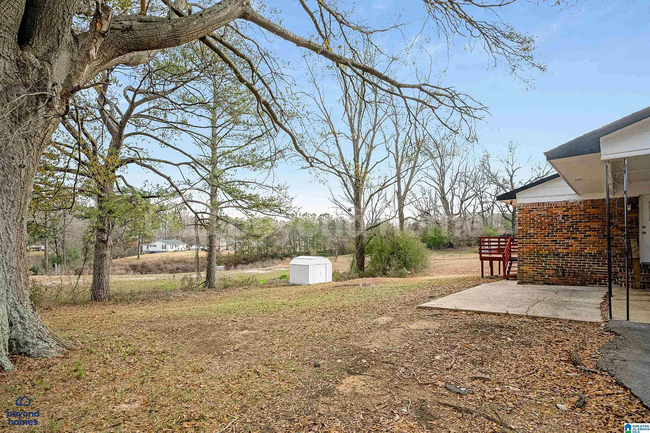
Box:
91 186 114 302
0 99 65 369
353 200 365 274
397 195 406 232
44 238 49 275
206 232 218 289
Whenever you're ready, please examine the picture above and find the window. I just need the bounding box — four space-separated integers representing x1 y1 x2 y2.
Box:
162 244 167 250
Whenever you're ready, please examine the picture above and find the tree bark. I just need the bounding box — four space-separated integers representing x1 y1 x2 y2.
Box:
44 238 49 275
0 96 65 369
353 199 365 274
206 232 218 289
90 185 114 302
397 194 406 231
205 183 219 289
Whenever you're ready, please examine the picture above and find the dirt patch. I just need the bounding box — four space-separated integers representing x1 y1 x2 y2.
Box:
336 374 376 394
403 319 442 330
373 315 394 325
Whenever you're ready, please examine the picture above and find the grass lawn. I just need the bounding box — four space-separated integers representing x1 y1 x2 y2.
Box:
2 274 648 431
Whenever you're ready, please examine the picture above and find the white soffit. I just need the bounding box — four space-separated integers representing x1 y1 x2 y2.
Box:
548 153 606 196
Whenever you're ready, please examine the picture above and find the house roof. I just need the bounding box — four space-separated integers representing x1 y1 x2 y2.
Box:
160 239 186 245
496 173 560 201
545 106 650 161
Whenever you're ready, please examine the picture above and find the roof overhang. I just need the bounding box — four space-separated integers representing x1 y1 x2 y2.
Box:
496 173 560 206
544 106 650 199
498 106 650 205
545 106 650 161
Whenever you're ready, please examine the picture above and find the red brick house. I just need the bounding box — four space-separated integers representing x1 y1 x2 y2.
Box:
497 107 650 300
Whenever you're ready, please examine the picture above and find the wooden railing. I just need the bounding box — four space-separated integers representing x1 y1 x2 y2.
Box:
478 236 517 279
502 237 518 280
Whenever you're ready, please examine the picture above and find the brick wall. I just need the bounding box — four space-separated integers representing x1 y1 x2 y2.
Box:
518 197 638 286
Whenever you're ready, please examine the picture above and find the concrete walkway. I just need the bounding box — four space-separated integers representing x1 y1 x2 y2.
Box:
598 320 650 408
419 280 606 322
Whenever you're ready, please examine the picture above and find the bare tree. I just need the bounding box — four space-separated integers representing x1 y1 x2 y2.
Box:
487 141 552 234
304 53 393 273
386 102 430 231
470 151 497 229
420 132 477 243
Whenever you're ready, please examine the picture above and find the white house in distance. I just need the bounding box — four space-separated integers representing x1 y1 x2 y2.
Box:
290 256 333 285
142 239 188 254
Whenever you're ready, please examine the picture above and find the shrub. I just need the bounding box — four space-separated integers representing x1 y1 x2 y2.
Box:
30 282 46 308
483 226 499 236
332 269 355 282
421 226 450 249
367 230 429 277
29 265 40 275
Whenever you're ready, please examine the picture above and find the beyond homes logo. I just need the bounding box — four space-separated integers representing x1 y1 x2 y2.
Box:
6 396 40 426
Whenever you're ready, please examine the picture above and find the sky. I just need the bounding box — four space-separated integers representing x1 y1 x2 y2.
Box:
268 0 650 214
120 0 650 217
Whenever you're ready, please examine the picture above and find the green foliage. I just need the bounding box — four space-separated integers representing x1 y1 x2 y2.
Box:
74 361 84 380
366 230 429 277
483 226 500 236
332 270 354 282
278 274 288 280
29 266 40 276
421 226 450 250
30 282 45 308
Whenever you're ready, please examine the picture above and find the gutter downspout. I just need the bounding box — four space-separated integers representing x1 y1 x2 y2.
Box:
606 161 612 320
624 158 630 321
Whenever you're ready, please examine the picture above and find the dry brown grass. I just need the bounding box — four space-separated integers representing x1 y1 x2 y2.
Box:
2 274 647 432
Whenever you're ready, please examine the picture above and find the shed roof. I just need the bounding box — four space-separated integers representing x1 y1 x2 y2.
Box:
290 256 331 265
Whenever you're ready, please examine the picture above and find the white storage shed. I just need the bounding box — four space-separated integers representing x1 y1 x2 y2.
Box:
290 256 333 285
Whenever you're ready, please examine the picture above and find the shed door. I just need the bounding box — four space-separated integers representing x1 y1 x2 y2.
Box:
314 264 326 282
641 194 650 263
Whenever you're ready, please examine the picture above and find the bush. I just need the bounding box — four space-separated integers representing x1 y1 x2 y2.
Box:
332 269 355 282
30 282 45 308
421 226 450 249
29 265 40 275
483 226 499 236
366 230 429 277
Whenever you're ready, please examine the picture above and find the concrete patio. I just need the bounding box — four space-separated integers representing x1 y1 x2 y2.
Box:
419 280 606 322
611 285 650 324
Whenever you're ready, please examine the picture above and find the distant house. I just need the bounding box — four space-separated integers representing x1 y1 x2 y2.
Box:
142 239 187 254
27 245 44 252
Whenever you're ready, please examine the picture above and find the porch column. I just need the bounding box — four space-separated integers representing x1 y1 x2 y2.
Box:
606 161 612 320
624 158 630 321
